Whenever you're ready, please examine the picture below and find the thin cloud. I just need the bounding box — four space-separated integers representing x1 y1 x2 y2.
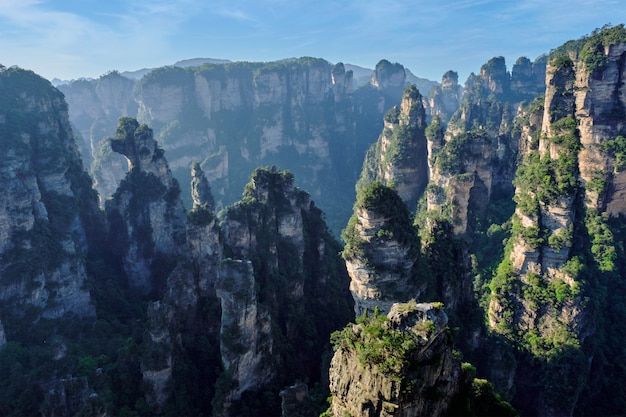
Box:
215 8 258 23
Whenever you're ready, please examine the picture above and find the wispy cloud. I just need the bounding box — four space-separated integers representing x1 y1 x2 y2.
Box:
0 0 204 78
215 8 258 23
0 0 624 81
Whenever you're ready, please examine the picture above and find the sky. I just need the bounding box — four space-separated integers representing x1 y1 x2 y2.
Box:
0 0 625 84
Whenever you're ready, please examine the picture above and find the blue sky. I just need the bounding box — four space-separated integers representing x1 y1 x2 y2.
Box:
0 0 624 83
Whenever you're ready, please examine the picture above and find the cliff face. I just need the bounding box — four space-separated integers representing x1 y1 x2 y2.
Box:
428 70 462 123
342 182 427 316
213 167 354 414
328 301 461 417
358 85 429 211
575 41 626 214
105 117 187 293
0 68 97 323
214 259 275 406
62 58 441 236
487 29 626 416
77 59 359 235
58 72 137 170
426 55 545 235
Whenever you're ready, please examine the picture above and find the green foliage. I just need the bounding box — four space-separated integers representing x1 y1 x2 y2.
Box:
467 379 518 417
513 147 579 205
115 117 140 141
330 310 425 379
547 226 573 252
356 181 406 220
114 170 167 207
510 214 545 248
585 210 616 272
550 55 574 71
342 182 419 263
549 24 626 74
549 115 580 150
187 206 214 226
383 105 400 124
600 135 626 171
356 84 426 202
447 365 518 416
340 215 366 259
579 24 626 73
425 115 444 147
435 129 487 175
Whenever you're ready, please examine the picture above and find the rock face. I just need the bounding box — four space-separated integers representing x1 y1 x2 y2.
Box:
58 72 137 204
58 71 138 166
280 382 316 417
329 301 461 417
369 60 407 89
105 117 187 293
358 85 429 211
213 167 354 414
215 260 275 403
428 70 462 123
140 158 223 413
426 55 544 235
0 320 5 347
342 182 427 316
61 58 441 236
190 160 215 211
99 118 225 412
0 67 97 323
73 59 361 234
487 29 626 416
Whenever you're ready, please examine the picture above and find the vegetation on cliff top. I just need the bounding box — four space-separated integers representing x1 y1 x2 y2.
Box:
549 24 626 73
330 308 426 378
342 181 419 261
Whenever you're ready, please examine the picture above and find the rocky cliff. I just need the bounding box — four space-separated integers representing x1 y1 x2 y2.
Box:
214 166 354 415
328 301 460 417
72 59 361 235
427 70 462 123
58 72 137 203
425 55 545 236
99 120 353 415
342 182 428 316
487 26 626 416
61 58 440 235
58 71 138 164
358 85 429 211
105 117 187 294
0 67 97 324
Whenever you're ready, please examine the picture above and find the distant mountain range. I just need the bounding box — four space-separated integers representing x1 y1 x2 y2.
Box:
51 57 439 92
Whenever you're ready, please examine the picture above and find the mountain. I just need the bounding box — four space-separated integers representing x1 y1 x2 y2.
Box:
59 57 441 236
0 67 99 323
120 57 234 80
337 24 626 417
4 24 626 417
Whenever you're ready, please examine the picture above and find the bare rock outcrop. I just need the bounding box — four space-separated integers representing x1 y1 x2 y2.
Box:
215 259 275 406
427 70 462 123
214 166 354 414
0 67 96 322
105 117 186 293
